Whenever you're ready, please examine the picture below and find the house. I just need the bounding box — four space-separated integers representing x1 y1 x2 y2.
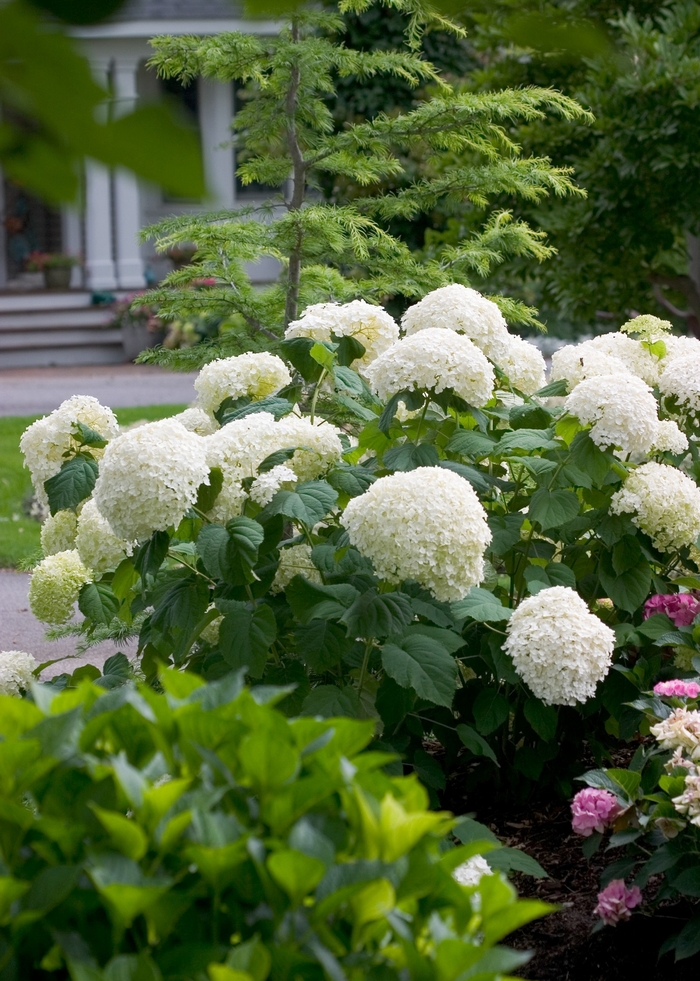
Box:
0 0 277 367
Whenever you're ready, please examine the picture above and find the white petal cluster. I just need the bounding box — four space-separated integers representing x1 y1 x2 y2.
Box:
75 499 133 575
551 344 629 391
204 412 343 522
659 352 700 417
401 285 511 364
93 419 210 541
651 707 700 758
620 314 672 340
565 374 659 455
0 651 35 696
271 543 322 594
249 465 298 507
504 586 615 706
172 406 219 436
285 299 399 369
194 353 291 416
365 329 494 408
672 770 700 826
609 462 700 551
28 549 91 624
40 509 78 556
499 335 547 395
661 335 700 366
20 395 119 505
341 467 491 602
453 855 493 887
586 332 660 386
651 420 689 455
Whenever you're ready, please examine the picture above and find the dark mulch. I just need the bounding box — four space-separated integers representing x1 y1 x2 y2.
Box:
463 798 697 981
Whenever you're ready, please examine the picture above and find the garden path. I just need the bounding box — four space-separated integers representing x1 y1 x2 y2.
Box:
0 569 134 678
0 364 197 416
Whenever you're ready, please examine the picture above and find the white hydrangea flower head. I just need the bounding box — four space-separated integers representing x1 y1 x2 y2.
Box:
672 769 700 826
194 352 291 416
550 343 630 391
499 335 547 395
28 549 91 625
565 374 660 455
504 586 615 706
609 462 700 551
586 332 661 385
401 284 511 364
651 420 689 455
661 335 700 366
40 509 78 556
271 543 322 594
20 395 119 506
172 406 219 436
93 419 210 541
341 467 491 602
651 707 700 759
285 299 399 369
620 314 673 340
364 329 494 408
274 414 344 482
453 855 493 887
204 412 282 522
659 352 700 417
249 465 298 507
75 499 133 575
0 651 35 696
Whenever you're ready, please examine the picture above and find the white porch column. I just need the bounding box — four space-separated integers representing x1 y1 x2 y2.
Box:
84 58 117 291
198 77 235 208
61 205 83 288
112 56 146 289
0 167 7 289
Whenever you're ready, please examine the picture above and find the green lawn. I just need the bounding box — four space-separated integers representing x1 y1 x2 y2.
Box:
0 404 187 568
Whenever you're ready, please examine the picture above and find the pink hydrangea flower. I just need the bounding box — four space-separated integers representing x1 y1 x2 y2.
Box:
571 787 622 836
644 593 700 627
654 679 700 698
594 879 642 926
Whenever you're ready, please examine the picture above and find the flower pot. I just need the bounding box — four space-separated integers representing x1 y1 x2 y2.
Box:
121 324 167 362
43 266 72 290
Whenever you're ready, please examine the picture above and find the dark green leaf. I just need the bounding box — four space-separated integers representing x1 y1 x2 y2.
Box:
438 460 491 493
294 621 350 672
569 431 616 484
218 601 277 678
258 448 296 472
341 589 414 638
412 749 445 790
612 536 643 575
456 724 499 765
133 531 170 581
327 464 377 497
534 378 569 398
384 442 439 471
487 513 524 555
381 635 458 707
44 454 98 514
195 467 223 514
508 404 553 431
334 365 371 397
219 397 293 425
472 689 510 735
487 847 547 878
259 481 338 528
529 489 580 530
523 699 558 742
301 686 360 718
599 550 651 614
675 917 700 961
285 578 359 623
73 421 107 448
496 429 560 454
280 337 324 382
452 588 511 622
197 518 265 586
78 582 119 626
672 867 700 899
445 430 496 458
334 335 366 367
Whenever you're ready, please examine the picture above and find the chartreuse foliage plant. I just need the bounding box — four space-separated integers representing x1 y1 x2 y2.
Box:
135 0 588 368
20 299 700 801
0 669 551 979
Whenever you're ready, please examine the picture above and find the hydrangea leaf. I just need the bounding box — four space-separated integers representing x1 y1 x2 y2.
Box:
381 635 457 707
44 454 98 515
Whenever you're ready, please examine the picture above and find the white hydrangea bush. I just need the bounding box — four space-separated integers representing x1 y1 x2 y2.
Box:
18 293 700 793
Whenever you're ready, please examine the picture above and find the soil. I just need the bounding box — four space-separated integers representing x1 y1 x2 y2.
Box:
460 797 698 981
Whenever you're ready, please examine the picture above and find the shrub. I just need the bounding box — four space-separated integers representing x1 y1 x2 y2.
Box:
21 302 700 799
0 670 550 979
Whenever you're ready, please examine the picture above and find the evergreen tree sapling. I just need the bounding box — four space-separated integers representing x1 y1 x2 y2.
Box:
139 0 589 369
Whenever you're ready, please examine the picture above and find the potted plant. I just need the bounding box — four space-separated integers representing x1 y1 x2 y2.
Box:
111 291 167 361
25 251 80 289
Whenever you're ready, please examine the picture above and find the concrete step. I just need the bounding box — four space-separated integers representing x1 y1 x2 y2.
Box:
0 327 123 351
0 307 115 330
0 346 125 369
0 291 97 312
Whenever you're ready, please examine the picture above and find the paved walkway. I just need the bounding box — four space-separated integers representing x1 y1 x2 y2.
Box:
0 364 198 416
0 570 135 679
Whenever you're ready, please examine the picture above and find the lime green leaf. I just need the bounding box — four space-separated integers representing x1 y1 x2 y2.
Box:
90 806 148 861
267 849 325 905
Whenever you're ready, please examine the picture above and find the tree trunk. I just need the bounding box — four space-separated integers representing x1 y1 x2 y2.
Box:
648 232 700 339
